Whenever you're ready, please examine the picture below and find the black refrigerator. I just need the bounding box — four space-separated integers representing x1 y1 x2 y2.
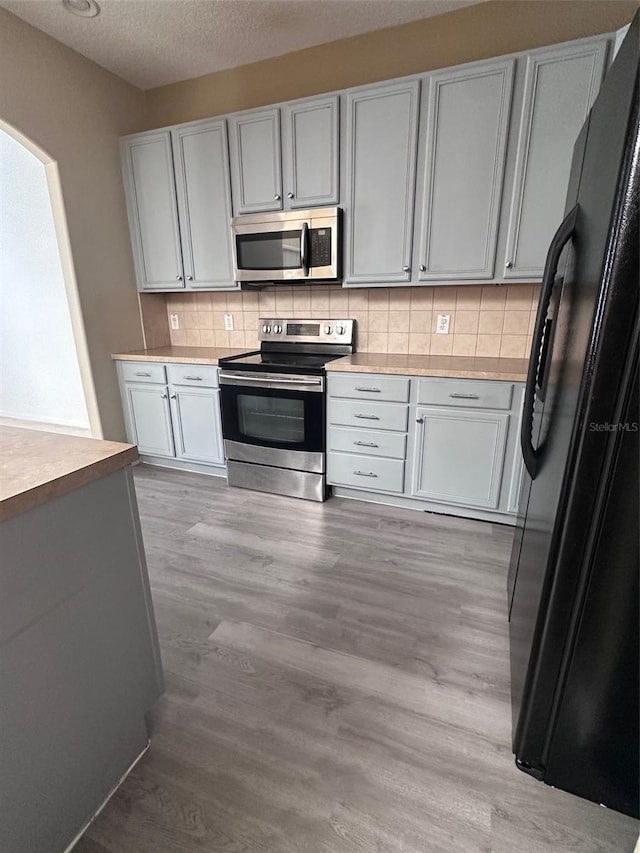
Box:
508 15 639 820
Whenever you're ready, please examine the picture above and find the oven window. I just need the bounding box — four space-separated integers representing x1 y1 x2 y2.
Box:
238 394 305 443
236 230 302 270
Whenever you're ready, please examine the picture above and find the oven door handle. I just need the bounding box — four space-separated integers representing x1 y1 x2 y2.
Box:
219 371 324 391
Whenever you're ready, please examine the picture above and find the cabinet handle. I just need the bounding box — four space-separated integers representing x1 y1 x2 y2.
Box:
134 371 151 377
176 275 182 281
419 264 426 272
416 417 424 424
355 386 381 393
449 393 479 400
274 194 281 201
354 413 380 420
170 394 177 399
354 470 378 478
403 265 410 273
183 375 203 381
186 275 193 281
505 261 513 269
287 192 294 199
354 440 378 448
161 393 168 399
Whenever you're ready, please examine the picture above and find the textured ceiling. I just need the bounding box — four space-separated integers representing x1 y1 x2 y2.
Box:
0 0 483 90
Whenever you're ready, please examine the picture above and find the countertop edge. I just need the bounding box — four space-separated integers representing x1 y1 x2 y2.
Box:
1 444 139 523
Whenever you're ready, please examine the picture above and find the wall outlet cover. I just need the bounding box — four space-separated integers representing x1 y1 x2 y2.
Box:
436 314 450 334
224 313 234 331
169 313 179 330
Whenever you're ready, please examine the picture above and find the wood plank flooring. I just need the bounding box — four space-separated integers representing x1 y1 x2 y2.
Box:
75 465 639 853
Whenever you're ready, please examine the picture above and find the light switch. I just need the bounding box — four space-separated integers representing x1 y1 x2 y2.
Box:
436 314 450 334
224 313 234 331
170 313 179 330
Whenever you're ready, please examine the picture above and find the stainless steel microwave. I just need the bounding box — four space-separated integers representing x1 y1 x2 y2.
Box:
231 207 341 284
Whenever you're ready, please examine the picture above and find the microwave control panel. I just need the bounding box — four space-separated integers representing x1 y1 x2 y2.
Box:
309 228 332 268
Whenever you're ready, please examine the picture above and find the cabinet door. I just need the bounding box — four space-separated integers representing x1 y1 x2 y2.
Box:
170 387 224 465
281 95 339 208
228 108 283 214
124 384 175 457
121 131 184 291
172 120 237 290
412 407 509 509
503 38 608 279
416 60 514 281
345 80 420 285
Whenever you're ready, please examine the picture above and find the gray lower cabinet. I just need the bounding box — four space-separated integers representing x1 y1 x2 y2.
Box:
228 107 283 214
502 36 608 279
344 79 420 284
412 407 509 509
415 58 515 281
117 361 225 470
121 120 237 292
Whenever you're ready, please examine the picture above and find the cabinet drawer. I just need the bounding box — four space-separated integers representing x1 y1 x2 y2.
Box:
329 426 406 460
120 361 166 384
328 374 410 403
328 452 405 493
329 400 408 432
167 363 219 388
417 379 513 410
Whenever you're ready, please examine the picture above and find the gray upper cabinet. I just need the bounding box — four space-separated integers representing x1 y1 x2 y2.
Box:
281 95 339 208
172 120 235 290
502 37 608 279
121 131 184 291
345 80 420 285
228 107 283 214
416 59 515 281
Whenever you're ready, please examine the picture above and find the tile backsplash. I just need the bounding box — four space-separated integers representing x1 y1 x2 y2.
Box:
165 284 539 359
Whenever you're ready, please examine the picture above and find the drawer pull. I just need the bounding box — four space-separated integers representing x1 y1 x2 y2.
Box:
354 413 380 420
353 470 378 478
449 393 480 400
183 375 203 381
354 440 378 448
355 386 381 393
134 371 151 377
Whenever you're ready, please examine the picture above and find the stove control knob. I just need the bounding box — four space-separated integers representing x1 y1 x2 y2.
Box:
335 324 346 335
262 324 272 334
323 325 333 335
273 324 283 334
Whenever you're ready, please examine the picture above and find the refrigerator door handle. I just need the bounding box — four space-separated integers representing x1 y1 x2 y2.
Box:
521 204 579 479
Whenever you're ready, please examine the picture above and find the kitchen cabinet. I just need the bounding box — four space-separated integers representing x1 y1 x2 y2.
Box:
415 59 514 281
117 361 225 471
412 407 509 509
121 120 237 293
502 37 608 279
281 95 339 208
228 107 283 214
121 130 183 290
344 80 420 285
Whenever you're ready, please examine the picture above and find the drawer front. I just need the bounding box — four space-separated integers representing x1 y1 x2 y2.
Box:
417 378 513 410
328 452 405 493
329 373 410 403
329 426 406 460
167 363 219 388
329 399 409 432
120 361 166 384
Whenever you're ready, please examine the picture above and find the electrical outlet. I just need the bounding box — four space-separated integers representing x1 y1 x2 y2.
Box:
224 313 234 331
170 313 179 330
436 314 450 335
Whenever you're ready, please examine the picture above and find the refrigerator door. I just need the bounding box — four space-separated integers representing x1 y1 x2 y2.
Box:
509 15 639 783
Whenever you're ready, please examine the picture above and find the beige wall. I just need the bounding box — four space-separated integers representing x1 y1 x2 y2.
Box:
146 0 636 126
0 7 147 440
166 284 540 360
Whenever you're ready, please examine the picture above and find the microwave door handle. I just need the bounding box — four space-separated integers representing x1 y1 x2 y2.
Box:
301 222 309 276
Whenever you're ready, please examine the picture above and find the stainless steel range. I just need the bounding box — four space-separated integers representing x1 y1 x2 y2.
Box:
219 319 355 501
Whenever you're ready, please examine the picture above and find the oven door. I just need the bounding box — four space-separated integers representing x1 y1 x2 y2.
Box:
219 371 325 472
233 219 309 282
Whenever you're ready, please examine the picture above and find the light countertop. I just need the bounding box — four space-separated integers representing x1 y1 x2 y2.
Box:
0 427 138 522
111 346 250 364
326 353 529 381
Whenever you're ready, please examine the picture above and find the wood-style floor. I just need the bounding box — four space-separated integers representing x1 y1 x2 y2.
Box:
76 466 639 853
